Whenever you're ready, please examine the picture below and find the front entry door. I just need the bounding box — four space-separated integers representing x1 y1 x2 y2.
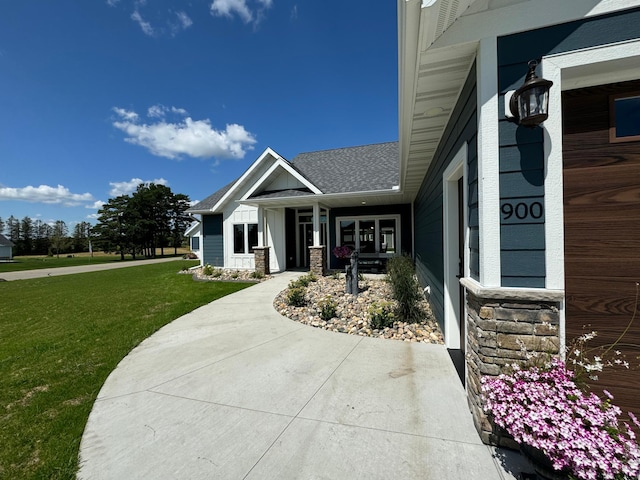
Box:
298 223 313 268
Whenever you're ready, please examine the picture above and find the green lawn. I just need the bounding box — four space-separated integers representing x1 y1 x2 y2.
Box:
0 261 253 479
0 253 185 273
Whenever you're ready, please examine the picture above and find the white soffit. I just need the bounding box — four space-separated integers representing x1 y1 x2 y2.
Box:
398 0 640 199
399 0 477 198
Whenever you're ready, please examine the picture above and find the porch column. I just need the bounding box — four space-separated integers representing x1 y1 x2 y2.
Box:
309 246 326 277
253 246 270 276
257 206 265 247
309 203 325 276
312 203 321 246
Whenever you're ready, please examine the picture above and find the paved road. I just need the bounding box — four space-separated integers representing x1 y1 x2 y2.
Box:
0 256 184 281
78 271 530 480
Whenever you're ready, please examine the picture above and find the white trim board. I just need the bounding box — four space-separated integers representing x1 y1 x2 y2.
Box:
442 143 468 350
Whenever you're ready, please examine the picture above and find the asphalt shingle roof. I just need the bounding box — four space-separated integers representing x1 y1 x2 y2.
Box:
189 141 399 212
291 142 398 194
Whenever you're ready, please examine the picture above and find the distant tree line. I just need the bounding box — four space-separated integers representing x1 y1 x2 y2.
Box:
0 216 87 257
1 183 192 259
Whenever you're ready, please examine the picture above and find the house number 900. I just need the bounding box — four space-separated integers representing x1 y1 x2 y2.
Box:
501 201 544 221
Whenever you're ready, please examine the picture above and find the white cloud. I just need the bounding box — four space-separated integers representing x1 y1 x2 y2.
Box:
112 107 257 160
171 106 188 116
131 10 155 36
146 104 188 118
0 185 95 207
175 11 193 29
112 107 138 121
210 0 273 25
148 105 168 118
109 178 169 197
87 200 106 210
106 0 120 6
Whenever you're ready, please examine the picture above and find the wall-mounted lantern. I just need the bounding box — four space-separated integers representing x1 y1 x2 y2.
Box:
509 60 553 127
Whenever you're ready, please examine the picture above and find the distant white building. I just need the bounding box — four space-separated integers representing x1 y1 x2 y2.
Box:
0 234 14 260
184 221 202 261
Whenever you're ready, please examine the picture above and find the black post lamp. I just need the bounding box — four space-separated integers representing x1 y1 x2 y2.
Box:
509 60 553 127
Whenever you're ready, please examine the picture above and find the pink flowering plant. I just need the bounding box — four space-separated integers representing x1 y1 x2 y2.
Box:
481 309 640 480
333 245 353 259
482 356 640 479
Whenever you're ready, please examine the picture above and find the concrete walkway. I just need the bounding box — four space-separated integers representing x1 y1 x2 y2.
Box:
0 256 182 281
78 271 529 479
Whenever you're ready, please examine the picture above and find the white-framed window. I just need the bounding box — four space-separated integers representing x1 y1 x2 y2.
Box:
191 236 200 251
335 215 400 255
233 223 258 254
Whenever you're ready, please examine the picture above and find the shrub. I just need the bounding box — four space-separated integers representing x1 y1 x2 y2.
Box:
318 296 338 321
202 264 214 276
385 254 423 322
291 273 317 288
251 270 264 279
368 300 395 330
211 269 222 278
286 286 306 307
231 271 239 279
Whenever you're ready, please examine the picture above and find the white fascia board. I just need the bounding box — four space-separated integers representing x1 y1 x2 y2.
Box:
240 158 322 201
432 0 640 50
209 147 285 213
184 221 201 236
398 0 422 193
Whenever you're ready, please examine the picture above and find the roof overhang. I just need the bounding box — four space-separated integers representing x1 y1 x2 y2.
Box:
398 0 640 201
241 157 322 201
186 147 287 215
398 0 477 200
239 188 412 210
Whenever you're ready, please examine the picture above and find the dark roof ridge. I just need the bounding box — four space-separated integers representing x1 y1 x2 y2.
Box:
294 140 398 157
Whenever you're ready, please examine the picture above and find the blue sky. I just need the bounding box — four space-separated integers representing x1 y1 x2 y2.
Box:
0 0 398 231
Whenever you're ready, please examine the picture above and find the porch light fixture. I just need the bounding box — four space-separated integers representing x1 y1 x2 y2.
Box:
509 60 553 127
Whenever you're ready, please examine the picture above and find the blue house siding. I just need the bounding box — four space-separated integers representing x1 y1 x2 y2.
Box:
202 214 224 267
414 62 477 326
327 204 412 271
497 7 640 287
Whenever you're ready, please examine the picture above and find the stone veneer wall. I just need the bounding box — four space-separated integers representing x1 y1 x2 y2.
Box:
253 247 270 276
461 279 563 447
309 246 326 277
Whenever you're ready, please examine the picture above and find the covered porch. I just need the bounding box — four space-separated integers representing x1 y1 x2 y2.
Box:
245 193 413 277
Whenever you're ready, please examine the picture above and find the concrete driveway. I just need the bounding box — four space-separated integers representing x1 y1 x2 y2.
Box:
0 256 182 281
77 271 527 479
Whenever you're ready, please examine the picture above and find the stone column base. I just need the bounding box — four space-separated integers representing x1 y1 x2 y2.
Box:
460 279 563 446
309 246 326 277
253 247 270 276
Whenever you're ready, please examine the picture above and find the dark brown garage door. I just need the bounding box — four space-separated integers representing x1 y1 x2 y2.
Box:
563 79 640 419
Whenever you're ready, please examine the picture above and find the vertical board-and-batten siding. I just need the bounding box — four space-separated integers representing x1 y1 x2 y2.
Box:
414 62 478 326
202 214 224 267
497 6 640 288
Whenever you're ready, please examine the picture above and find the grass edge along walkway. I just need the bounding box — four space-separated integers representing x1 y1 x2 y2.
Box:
0 261 253 479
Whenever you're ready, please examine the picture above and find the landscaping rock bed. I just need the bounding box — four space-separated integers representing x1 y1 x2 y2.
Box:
274 275 444 344
187 267 271 282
